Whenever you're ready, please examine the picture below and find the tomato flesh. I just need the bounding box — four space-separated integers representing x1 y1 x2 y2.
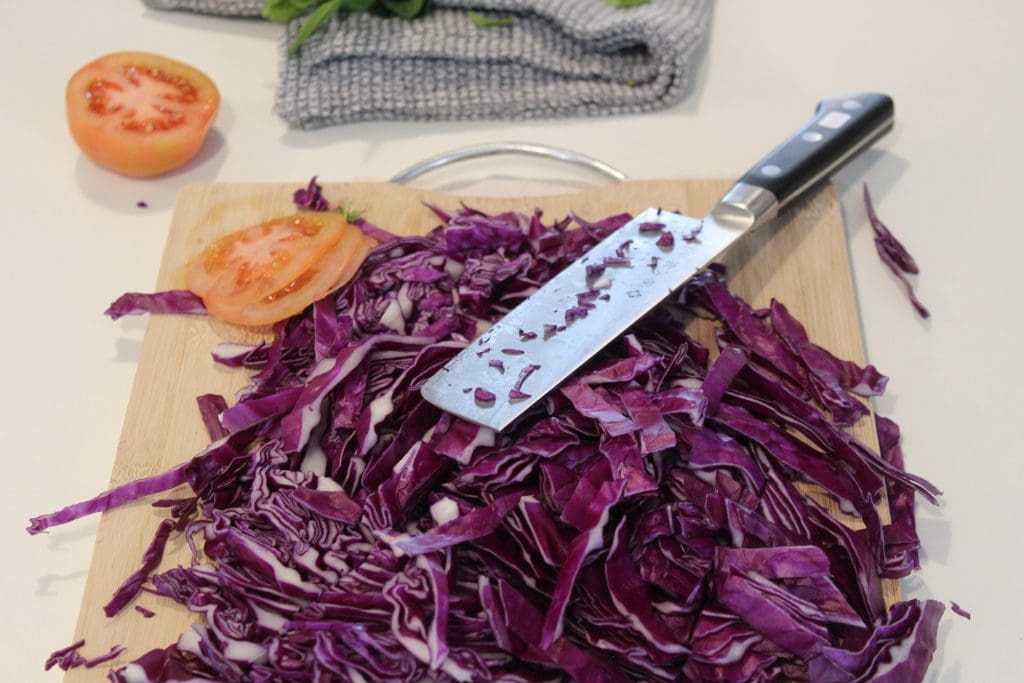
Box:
67 52 219 177
186 213 377 327
85 67 198 132
207 230 376 327
186 213 347 309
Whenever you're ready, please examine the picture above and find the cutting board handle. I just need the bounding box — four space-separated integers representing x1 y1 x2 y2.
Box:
736 93 894 212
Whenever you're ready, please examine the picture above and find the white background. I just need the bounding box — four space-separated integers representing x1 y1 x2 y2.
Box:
1 2 1020 681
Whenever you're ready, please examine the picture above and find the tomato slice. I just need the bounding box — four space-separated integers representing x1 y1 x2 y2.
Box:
209 230 377 327
186 213 347 309
66 52 219 177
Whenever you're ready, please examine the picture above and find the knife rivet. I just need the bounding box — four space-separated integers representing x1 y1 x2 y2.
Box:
760 164 781 177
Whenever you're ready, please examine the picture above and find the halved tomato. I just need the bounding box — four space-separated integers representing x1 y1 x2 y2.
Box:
66 51 219 177
186 213 347 307
186 212 376 326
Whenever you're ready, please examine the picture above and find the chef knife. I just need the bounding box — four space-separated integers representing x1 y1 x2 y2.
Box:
421 93 894 432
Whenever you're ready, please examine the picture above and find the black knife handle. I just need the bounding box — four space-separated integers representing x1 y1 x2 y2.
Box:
737 93 894 210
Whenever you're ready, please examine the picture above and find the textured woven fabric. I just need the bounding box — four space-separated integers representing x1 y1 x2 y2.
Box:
144 0 710 129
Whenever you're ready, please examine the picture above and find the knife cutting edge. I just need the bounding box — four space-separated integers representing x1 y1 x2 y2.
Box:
421 93 894 432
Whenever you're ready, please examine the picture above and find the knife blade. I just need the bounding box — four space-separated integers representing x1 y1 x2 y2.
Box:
421 93 894 432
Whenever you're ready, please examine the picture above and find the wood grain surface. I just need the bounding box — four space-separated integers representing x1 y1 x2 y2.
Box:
66 180 895 681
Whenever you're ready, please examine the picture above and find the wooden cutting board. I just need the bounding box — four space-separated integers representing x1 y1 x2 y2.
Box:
65 180 895 682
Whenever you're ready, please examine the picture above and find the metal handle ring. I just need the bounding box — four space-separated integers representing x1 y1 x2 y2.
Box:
390 142 628 185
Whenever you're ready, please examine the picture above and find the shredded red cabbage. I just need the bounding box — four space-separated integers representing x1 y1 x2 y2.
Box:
45 640 126 672
683 221 703 242
950 601 971 620
564 306 589 324
293 175 330 211
104 290 207 320
863 184 930 318
33 201 945 682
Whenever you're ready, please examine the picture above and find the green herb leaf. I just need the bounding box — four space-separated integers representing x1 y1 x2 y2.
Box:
263 0 319 23
605 0 650 7
278 0 432 56
338 203 365 222
339 0 377 11
467 10 513 28
379 0 428 20
288 0 345 55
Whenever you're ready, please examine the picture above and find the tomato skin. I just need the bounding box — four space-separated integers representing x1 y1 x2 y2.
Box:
66 52 219 177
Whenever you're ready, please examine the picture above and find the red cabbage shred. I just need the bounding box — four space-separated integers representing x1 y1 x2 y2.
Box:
32 199 944 682
863 184 930 319
293 175 330 212
45 640 126 672
105 290 207 320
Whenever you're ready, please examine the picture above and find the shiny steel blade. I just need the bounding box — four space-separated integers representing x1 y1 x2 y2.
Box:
420 93 896 431
420 208 749 431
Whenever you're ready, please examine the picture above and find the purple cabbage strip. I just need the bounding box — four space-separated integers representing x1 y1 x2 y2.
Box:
45 640 127 672
702 345 747 415
564 306 588 324
292 175 330 211
951 601 971 620
512 364 542 397
394 493 522 555
33 201 945 682
638 221 665 233
683 221 703 241
194 393 228 441
103 518 179 618
864 183 930 318
104 290 207 320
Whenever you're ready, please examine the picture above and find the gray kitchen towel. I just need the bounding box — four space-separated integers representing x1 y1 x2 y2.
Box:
144 0 710 129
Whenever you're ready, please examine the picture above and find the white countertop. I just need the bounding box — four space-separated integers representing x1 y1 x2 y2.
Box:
2 2 1019 680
